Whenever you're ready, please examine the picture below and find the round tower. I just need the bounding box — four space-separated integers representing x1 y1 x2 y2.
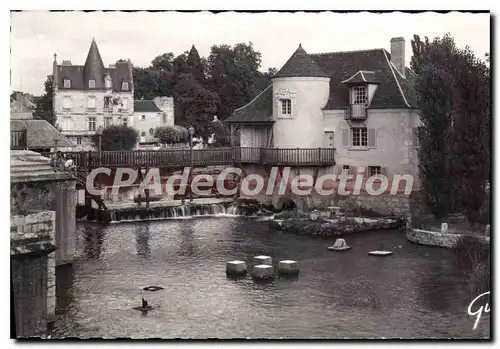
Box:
272 44 330 148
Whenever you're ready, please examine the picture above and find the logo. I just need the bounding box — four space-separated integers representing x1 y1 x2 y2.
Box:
467 291 490 330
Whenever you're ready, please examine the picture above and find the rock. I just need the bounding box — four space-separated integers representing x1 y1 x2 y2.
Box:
143 285 164 292
253 255 272 265
226 260 247 275
252 264 274 279
278 260 299 275
328 238 352 251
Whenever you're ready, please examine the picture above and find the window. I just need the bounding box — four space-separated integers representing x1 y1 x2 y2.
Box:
149 128 154 136
281 99 292 115
352 86 367 105
88 117 96 131
342 165 350 176
161 113 167 124
123 118 128 127
87 97 96 109
141 115 146 121
141 132 146 137
121 99 128 110
351 128 368 147
104 96 112 110
63 96 72 110
63 79 71 88
104 117 112 129
88 79 96 88
122 81 129 91
105 78 112 89
76 137 82 145
369 166 382 177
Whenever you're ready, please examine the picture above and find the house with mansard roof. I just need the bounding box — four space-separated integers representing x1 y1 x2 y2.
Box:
225 37 420 180
53 38 134 150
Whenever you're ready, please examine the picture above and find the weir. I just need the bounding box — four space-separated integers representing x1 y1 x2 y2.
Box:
108 203 242 223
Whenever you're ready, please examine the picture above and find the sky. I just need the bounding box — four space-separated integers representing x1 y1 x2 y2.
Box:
10 11 490 95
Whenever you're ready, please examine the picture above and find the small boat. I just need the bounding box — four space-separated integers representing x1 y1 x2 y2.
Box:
328 245 352 251
368 250 393 256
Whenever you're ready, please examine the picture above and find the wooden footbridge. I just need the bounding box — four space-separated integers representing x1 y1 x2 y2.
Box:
46 147 336 170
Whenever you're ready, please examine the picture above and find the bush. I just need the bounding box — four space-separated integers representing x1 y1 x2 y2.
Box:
453 235 490 295
92 125 138 151
154 125 188 144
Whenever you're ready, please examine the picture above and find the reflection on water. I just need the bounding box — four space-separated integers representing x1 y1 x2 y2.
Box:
53 218 490 339
135 225 151 258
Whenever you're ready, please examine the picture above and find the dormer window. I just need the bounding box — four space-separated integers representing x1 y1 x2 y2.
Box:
63 79 71 88
88 79 96 88
121 81 129 91
352 86 367 105
105 77 112 89
281 99 292 115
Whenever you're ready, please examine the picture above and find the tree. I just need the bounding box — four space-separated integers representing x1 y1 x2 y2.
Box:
151 52 175 71
34 75 55 126
92 125 138 151
133 67 159 100
411 34 491 224
207 42 264 120
209 119 232 146
264 67 278 79
173 73 219 139
187 45 206 85
449 47 490 225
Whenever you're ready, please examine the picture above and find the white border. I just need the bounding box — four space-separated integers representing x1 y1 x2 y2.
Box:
3 2 496 347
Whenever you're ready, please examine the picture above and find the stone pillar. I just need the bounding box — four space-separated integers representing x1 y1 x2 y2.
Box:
55 180 77 266
11 211 57 338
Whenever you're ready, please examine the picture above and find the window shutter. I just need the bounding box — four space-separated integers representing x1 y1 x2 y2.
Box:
341 128 349 148
368 128 376 148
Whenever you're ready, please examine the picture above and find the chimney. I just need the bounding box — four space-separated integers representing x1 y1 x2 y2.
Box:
62 60 72 66
390 37 405 77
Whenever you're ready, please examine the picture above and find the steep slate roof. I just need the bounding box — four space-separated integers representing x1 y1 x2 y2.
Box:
226 46 416 124
341 70 380 84
274 44 329 78
11 119 74 148
310 49 412 109
56 39 133 92
134 100 162 113
225 85 274 124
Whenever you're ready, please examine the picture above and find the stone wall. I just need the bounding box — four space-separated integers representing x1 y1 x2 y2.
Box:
11 211 56 337
11 180 76 265
406 228 490 248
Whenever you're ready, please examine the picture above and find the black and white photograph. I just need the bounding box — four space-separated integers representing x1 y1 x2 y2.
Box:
8 7 491 340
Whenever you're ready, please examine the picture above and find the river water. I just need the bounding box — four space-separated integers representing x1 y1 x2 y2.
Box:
52 217 490 339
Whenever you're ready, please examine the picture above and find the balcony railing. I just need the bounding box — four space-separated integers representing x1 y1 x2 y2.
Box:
344 104 367 121
11 129 27 150
42 147 336 169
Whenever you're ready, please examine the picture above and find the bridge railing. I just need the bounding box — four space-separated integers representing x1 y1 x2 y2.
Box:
42 147 336 168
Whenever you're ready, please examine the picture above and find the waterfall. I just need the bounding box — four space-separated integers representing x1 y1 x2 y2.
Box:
108 202 243 223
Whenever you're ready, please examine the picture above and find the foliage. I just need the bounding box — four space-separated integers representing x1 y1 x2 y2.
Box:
411 34 491 223
453 235 490 295
92 125 138 151
132 42 271 138
34 75 56 126
154 125 187 144
207 42 264 120
209 119 231 146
